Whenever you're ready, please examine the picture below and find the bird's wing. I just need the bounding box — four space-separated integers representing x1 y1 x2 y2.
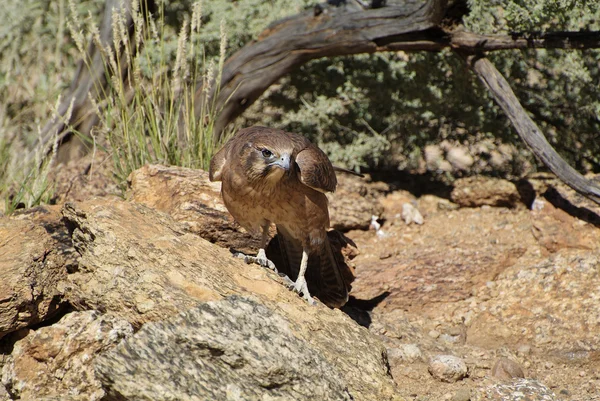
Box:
295 146 337 193
209 146 228 182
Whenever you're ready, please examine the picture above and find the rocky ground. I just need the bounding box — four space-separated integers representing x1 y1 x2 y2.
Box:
1 157 599 400
347 173 600 401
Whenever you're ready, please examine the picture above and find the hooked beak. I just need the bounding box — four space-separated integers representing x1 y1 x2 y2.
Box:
270 153 291 171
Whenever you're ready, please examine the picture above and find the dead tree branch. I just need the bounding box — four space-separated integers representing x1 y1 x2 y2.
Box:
200 0 450 141
205 0 600 141
456 51 600 204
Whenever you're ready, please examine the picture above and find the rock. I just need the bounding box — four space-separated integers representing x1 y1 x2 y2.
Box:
1 310 132 400
61 199 237 328
128 164 261 255
0 206 72 339
467 251 600 348
524 172 600 227
428 355 468 383
530 198 596 252
491 357 525 380
451 177 522 208
425 144 445 171
56 198 400 400
387 344 423 364
96 296 394 401
476 378 556 401
401 203 424 225
328 174 386 231
446 147 474 171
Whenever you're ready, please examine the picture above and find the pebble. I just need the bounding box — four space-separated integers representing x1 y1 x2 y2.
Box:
428 330 440 339
428 355 468 383
401 202 424 225
387 344 423 363
516 344 531 356
491 357 525 380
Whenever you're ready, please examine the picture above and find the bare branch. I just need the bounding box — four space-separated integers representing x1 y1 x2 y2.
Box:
201 0 449 141
456 51 600 205
449 30 600 51
204 1 600 141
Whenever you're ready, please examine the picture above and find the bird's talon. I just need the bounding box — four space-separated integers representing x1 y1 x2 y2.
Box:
279 274 295 288
234 251 278 273
293 276 307 294
234 252 248 264
292 276 315 304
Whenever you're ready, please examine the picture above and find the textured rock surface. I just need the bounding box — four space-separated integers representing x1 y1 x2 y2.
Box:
0 206 71 339
328 173 386 231
127 164 260 254
490 357 525 380
474 379 556 401
61 198 240 328
57 197 400 401
348 174 600 400
1 311 132 400
97 296 383 401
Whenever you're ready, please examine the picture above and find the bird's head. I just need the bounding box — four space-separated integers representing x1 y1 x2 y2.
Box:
242 142 294 184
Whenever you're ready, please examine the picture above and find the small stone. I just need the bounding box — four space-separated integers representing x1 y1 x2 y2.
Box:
491 357 525 380
451 176 521 208
428 330 440 339
401 203 424 225
447 147 474 171
516 344 531 356
387 344 423 364
451 388 471 401
428 355 468 383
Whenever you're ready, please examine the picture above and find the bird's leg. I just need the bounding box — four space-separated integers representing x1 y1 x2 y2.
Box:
292 249 316 305
234 223 277 271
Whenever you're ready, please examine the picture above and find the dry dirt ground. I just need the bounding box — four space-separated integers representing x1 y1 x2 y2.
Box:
342 173 600 401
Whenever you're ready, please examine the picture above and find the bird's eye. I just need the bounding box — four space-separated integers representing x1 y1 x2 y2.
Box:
261 149 273 158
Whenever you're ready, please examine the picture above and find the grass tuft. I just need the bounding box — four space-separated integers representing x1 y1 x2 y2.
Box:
68 0 227 192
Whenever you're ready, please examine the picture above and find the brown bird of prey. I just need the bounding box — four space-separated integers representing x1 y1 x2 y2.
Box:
209 126 352 306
